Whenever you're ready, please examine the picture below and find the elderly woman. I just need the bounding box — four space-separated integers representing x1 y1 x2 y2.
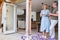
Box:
40 3 50 38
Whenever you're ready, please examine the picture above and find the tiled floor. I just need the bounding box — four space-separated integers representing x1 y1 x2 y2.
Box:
0 33 23 40
32 29 58 40
0 29 26 40
0 29 58 40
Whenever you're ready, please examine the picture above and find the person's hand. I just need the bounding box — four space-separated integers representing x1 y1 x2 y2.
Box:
49 13 52 16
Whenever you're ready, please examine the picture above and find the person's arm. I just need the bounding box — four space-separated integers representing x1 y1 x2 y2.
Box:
40 11 42 17
40 13 42 17
50 11 58 16
40 13 46 17
40 13 49 17
40 10 50 17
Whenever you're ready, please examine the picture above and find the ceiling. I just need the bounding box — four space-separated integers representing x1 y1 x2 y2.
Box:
15 0 26 9
16 2 26 9
32 0 58 12
0 0 26 6
0 0 26 4
17 0 58 12
0 0 58 12
13 0 26 4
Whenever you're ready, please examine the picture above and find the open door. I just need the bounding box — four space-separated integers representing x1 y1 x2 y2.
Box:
2 2 17 34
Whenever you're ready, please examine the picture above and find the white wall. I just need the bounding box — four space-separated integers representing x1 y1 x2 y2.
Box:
31 11 36 21
16 6 24 15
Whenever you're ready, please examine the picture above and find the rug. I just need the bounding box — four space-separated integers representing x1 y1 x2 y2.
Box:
19 33 56 40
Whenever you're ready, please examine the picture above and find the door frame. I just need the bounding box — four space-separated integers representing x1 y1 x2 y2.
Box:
2 2 17 34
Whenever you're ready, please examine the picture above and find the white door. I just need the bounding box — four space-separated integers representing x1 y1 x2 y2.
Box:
2 2 17 34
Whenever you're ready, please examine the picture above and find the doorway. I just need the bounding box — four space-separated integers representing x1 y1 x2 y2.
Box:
2 0 26 34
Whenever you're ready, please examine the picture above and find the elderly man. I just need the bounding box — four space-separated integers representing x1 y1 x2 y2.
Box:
49 1 58 38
